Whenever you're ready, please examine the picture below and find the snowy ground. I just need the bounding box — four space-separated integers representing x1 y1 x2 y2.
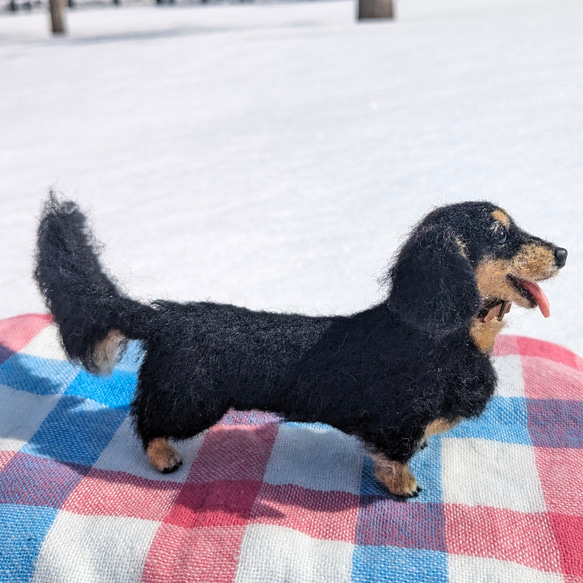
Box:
1 0 582 354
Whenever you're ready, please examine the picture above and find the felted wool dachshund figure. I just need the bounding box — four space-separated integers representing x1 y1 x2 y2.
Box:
35 196 567 498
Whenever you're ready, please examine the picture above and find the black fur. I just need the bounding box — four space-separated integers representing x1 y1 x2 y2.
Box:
34 195 565 495
35 197 152 373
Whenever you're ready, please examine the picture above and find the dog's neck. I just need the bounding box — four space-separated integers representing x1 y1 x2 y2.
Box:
471 300 511 353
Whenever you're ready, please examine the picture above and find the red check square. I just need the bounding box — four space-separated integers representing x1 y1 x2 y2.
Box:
549 513 583 576
446 504 563 572
165 479 263 528
0 452 86 508
516 336 582 370
64 468 181 521
0 450 15 471
492 335 521 357
143 523 246 583
523 357 583 401
251 483 359 542
187 423 279 483
535 448 583 516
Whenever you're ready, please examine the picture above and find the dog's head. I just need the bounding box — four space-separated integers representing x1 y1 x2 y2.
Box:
388 202 567 344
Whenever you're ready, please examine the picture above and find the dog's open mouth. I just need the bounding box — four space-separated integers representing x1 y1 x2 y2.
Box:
478 298 511 323
478 275 551 322
507 274 551 318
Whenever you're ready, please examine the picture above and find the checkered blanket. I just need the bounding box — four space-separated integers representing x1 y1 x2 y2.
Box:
1 314 582 583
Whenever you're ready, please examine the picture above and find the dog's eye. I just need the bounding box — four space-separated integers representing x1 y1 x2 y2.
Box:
490 222 507 244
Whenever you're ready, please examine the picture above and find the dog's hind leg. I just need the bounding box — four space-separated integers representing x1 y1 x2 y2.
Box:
133 352 230 474
133 391 226 474
132 395 186 473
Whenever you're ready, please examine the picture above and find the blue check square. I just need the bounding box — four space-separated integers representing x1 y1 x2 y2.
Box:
22 396 128 466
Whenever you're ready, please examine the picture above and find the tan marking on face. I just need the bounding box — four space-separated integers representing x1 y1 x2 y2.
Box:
372 454 418 497
491 209 510 228
93 329 126 375
424 417 462 438
147 438 182 473
513 244 558 281
475 244 558 310
475 259 522 305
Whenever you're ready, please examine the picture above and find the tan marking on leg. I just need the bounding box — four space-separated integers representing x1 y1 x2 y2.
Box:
147 438 182 473
93 329 126 375
372 454 418 498
424 417 462 438
492 209 510 228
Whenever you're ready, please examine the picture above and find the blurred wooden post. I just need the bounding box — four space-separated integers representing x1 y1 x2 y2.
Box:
358 0 394 20
49 0 67 35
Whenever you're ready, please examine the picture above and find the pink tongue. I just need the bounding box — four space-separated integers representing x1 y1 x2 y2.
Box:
520 280 551 318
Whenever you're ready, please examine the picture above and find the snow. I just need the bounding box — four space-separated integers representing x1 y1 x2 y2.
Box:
1 0 582 354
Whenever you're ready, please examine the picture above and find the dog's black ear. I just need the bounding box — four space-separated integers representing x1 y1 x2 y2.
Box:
388 226 481 336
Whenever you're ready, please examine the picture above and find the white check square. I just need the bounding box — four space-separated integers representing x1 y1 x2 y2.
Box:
32 511 159 583
263 423 363 494
20 324 68 361
235 524 353 583
0 383 60 452
448 554 564 583
442 437 546 513
492 354 525 398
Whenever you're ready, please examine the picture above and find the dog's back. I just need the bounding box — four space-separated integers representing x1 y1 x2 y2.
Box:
142 299 333 398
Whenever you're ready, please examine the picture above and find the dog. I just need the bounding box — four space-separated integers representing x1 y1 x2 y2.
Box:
34 196 567 498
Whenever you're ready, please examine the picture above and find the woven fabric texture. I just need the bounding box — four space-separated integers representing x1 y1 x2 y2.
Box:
0 313 582 583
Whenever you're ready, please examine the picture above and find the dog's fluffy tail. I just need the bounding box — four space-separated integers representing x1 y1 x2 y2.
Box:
34 193 155 374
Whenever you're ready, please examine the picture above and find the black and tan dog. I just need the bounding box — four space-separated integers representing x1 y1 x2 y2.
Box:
35 196 566 498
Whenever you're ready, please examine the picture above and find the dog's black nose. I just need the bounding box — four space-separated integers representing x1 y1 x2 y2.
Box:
555 247 568 268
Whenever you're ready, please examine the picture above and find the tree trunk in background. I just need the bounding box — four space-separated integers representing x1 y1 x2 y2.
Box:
49 0 67 35
358 0 394 20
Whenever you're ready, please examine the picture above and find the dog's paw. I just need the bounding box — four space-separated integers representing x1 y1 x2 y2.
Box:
147 438 183 473
373 457 419 499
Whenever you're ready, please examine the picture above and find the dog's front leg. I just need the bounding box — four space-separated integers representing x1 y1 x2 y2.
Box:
372 453 420 499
